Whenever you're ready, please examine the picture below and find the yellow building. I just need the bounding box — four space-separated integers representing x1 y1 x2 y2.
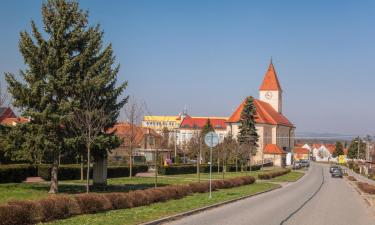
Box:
141 115 181 133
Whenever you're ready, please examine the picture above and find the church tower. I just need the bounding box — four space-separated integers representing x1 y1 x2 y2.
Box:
259 61 283 113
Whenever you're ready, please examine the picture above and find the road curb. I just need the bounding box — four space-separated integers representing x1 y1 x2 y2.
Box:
344 177 373 207
140 184 282 225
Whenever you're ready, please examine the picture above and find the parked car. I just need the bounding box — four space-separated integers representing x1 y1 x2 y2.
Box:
298 160 310 167
331 167 343 178
292 163 302 169
329 165 339 173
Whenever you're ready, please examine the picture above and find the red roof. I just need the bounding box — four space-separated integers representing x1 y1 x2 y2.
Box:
180 115 227 130
259 62 282 91
1 117 30 126
226 99 293 127
108 122 161 148
325 144 336 154
293 147 309 154
263 144 286 154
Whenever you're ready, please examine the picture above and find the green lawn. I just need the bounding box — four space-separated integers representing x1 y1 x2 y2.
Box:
270 171 304 182
0 168 295 203
46 182 279 225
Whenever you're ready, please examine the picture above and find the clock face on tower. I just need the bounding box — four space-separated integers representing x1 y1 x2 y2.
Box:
265 91 273 99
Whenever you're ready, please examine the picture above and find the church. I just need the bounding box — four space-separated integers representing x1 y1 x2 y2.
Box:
226 62 295 167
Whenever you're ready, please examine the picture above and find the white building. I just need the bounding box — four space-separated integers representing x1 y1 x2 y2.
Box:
226 62 295 167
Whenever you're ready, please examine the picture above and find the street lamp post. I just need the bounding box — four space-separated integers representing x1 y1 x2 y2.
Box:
209 135 213 199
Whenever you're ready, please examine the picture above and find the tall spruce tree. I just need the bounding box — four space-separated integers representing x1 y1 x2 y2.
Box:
347 137 366 159
237 96 259 171
5 0 126 193
332 141 344 158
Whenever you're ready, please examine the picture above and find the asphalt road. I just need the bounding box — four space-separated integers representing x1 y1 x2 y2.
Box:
166 163 375 225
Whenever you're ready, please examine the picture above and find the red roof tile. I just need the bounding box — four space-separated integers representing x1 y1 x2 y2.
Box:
263 144 286 154
226 99 293 127
259 62 282 91
293 147 309 154
180 115 227 130
108 122 161 147
0 117 29 126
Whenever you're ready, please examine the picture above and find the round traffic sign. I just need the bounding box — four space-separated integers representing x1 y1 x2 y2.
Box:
204 131 219 148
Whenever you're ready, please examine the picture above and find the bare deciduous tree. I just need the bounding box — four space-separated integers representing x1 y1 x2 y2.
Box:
123 96 145 179
70 94 111 193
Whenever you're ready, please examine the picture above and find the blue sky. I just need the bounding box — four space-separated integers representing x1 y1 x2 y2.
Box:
0 0 374 136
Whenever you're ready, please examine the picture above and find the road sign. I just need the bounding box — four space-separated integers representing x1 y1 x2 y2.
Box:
338 155 345 164
204 132 219 148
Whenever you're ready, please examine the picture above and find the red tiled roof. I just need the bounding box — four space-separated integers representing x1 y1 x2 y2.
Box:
312 144 322 149
108 122 160 147
0 107 16 122
263 144 286 154
226 99 293 127
1 117 30 126
259 62 282 91
293 147 309 154
325 144 336 154
179 115 227 130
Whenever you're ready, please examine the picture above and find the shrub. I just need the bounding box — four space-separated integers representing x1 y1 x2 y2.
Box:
38 164 148 181
0 204 29 225
74 193 113 214
104 193 133 209
38 196 80 221
7 200 42 224
0 176 256 225
258 169 291 180
347 176 357 181
0 164 37 183
357 182 375 195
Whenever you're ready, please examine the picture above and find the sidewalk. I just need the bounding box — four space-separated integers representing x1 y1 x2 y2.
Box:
344 167 375 185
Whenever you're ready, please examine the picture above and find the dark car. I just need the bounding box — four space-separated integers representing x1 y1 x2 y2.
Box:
329 165 339 173
331 167 343 178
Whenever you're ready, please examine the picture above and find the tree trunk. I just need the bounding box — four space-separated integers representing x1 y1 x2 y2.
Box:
48 155 59 194
129 146 133 179
217 158 220 173
222 160 225 180
80 155 84 181
93 156 107 186
86 144 91 193
249 152 252 172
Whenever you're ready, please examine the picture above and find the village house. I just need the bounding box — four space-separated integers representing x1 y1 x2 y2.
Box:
108 122 172 164
226 62 295 167
177 115 228 146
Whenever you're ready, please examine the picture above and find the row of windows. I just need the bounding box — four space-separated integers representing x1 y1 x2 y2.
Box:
144 121 177 127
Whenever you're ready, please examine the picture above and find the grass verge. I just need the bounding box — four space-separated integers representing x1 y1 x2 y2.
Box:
46 182 279 225
270 171 304 182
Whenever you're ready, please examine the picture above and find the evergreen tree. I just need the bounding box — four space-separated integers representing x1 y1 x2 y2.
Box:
237 96 259 171
5 0 126 193
201 119 214 137
332 141 344 158
347 137 366 159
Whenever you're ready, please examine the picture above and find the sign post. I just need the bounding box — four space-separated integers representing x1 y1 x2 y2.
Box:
204 131 219 199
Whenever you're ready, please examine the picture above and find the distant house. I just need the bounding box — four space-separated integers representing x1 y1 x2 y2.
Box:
293 147 309 160
263 144 287 167
108 122 171 163
177 115 227 146
0 107 29 126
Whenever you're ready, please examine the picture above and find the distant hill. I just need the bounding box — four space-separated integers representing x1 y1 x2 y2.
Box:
295 132 358 144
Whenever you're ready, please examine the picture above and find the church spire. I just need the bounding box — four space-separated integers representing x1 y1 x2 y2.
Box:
259 60 282 91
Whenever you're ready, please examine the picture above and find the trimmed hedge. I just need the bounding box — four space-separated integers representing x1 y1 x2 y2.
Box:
0 164 37 183
158 164 223 175
258 169 291 180
347 176 357 181
0 176 255 225
38 165 149 181
158 162 273 175
357 182 375 194
0 164 148 183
